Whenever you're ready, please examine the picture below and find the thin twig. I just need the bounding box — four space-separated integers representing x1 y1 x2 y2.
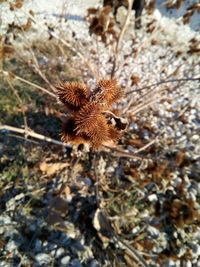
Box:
127 96 170 115
176 104 190 119
50 31 98 79
15 16 57 93
0 125 66 147
114 236 149 267
7 133 39 144
93 153 100 207
103 145 144 160
111 0 134 78
135 138 157 153
116 0 134 54
127 75 191 112
1 70 57 98
126 77 200 95
26 45 57 92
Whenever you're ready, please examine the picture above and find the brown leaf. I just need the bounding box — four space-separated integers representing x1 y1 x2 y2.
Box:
22 19 32 31
128 137 144 148
0 45 14 60
131 75 140 86
175 149 186 167
9 0 23 10
39 161 69 176
124 253 138 267
29 10 35 16
0 237 5 250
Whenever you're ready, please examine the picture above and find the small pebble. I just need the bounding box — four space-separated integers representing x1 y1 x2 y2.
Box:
89 259 101 267
192 244 200 256
35 253 52 265
55 247 65 258
191 134 199 142
185 261 192 267
167 259 176 267
34 239 42 253
147 226 160 238
0 215 12 225
60 255 70 266
132 226 140 235
5 240 18 252
148 194 158 202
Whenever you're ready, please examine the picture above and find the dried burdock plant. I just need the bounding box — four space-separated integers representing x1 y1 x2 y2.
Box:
56 82 90 111
91 79 123 107
165 0 184 10
181 3 200 24
86 6 117 44
56 79 126 149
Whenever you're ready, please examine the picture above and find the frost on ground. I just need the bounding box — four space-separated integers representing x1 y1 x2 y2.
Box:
0 1 200 267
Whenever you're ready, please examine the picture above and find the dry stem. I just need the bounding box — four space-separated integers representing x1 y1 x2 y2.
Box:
1 70 57 98
0 125 65 146
0 124 147 161
126 76 200 95
127 96 170 115
111 0 134 78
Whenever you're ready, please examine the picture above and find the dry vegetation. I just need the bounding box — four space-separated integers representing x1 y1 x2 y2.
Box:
0 0 200 267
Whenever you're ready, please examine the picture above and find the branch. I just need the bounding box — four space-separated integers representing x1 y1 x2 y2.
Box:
116 0 134 54
103 145 144 160
26 45 57 92
111 0 134 78
50 31 98 79
0 125 66 146
127 96 170 115
1 70 57 99
126 77 200 95
0 125 156 160
115 236 149 267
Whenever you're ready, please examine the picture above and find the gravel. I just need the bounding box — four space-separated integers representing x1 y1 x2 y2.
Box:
0 0 200 267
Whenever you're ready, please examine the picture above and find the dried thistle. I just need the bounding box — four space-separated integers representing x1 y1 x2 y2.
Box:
92 79 123 108
108 124 122 142
56 82 90 111
57 79 125 149
61 116 90 144
75 103 105 134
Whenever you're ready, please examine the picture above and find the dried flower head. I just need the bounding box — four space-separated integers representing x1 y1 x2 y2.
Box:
75 103 104 134
57 79 125 149
56 82 90 111
61 116 90 144
108 125 122 142
92 79 123 108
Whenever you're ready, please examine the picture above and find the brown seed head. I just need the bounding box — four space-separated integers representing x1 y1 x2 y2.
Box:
61 116 90 145
95 79 123 107
75 102 104 133
56 82 90 111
